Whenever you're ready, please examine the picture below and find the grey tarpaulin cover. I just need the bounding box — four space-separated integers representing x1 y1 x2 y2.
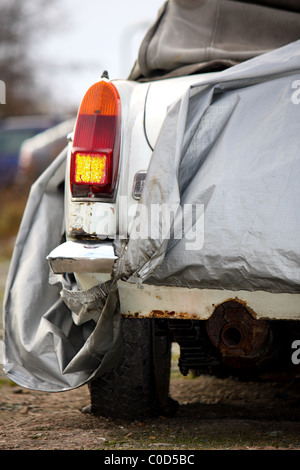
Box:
3 40 300 391
123 41 300 294
2 150 124 391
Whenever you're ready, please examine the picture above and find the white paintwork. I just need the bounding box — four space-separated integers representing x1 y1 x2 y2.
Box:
144 74 212 149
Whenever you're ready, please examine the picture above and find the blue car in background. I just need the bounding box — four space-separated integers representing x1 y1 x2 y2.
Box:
0 116 64 189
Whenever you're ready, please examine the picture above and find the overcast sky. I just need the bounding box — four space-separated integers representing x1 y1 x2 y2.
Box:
34 0 164 112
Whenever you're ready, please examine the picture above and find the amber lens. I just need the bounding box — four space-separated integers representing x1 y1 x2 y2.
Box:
78 80 119 116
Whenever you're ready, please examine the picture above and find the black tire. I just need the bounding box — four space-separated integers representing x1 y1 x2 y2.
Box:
88 318 178 419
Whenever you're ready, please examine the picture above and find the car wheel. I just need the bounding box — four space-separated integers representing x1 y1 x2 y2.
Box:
88 318 178 419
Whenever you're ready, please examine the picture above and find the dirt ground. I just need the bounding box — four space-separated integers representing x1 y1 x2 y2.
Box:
1 258 300 452
1 367 300 451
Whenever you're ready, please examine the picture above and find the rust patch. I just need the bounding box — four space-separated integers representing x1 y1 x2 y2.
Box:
213 297 258 319
70 227 99 240
206 300 272 369
150 310 174 317
150 310 199 319
121 312 141 318
121 310 199 319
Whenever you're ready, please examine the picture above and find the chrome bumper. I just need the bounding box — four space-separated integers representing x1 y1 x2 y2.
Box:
47 241 117 274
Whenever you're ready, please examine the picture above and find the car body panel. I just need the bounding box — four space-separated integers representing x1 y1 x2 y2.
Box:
0 116 66 187
17 118 75 184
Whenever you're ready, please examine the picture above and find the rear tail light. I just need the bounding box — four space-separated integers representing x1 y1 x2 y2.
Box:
70 79 121 198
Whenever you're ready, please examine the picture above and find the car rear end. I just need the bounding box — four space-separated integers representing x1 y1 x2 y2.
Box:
47 72 300 414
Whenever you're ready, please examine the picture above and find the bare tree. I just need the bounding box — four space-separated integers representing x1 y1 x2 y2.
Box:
0 0 58 117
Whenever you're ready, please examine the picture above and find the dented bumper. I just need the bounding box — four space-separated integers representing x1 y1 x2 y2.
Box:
47 240 117 274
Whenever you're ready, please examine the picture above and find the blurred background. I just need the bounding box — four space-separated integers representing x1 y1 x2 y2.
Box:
0 0 163 259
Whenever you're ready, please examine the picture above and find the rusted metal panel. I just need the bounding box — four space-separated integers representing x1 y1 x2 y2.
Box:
116 279 300 321
206 300 274 369
72 275 300 322
66 201 118 240
121 310 199 320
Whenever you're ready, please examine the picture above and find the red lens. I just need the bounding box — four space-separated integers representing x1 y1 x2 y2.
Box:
70 80 121 198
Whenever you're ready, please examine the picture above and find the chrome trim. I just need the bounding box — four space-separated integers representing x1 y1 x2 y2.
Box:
71 196 117 203
47 241 117 274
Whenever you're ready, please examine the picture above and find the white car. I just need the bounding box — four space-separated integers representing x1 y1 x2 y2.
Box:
3 0 300 422
45 42 300 418
3 0 300 425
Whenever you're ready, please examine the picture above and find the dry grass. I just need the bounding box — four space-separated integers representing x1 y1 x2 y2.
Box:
0 185 29 258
